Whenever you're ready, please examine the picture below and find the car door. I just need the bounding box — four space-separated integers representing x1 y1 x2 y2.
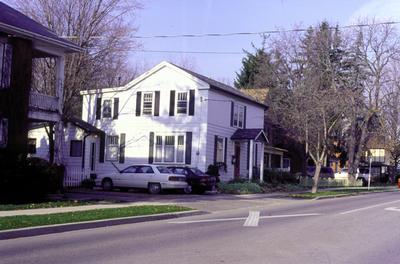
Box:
119 166 139 187
135 166 155 188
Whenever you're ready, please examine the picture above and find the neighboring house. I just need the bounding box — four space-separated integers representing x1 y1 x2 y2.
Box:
0 2 80 165
75 61 268 182
241 88 301 172
360 135 393 177
28 118 104 186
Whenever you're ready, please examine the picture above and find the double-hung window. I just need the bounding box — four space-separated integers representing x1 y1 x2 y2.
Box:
103 99 112 118
176 92 188 114
233 104 245 128
154 134 185 163
0 41 12 90
215 136 225 163
142 92 153 115
0 118 8 148
106 135 119 161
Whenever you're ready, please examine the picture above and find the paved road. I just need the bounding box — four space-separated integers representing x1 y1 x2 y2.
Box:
2 191 400 264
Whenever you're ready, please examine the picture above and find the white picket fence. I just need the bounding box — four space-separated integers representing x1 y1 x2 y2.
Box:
64 167 89 188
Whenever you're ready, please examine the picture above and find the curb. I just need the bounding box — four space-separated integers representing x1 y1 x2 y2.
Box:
0 210 206 240
312 189 398 200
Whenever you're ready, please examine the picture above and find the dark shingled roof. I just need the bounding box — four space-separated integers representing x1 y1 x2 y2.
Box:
0 2 80 51
231 129 268 142
172 64 268 109
67 117 103 134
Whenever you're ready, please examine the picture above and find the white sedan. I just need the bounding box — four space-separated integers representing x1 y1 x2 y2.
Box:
95 164 189 194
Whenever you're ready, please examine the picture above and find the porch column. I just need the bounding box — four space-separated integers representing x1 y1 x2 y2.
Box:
260 142 264 183
280 154 284 170
54 55 65 164
268 153 271 169
249 139 254 181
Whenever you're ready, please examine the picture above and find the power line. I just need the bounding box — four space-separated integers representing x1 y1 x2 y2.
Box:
137 49 244 54
119 21 400 39
61 21 400 40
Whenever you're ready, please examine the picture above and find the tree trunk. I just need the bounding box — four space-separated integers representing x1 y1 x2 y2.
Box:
311 161 322 193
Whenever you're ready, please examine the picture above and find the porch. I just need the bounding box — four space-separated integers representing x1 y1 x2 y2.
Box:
28 92 60 122
231 128 268 182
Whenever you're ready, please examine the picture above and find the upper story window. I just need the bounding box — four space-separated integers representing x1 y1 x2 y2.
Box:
0 118 8 148
106 135 119 161
0 41 12 90
176 92 188 114
367 149 385 163
142 92 153 115
103 100 112 118
233 104 245 128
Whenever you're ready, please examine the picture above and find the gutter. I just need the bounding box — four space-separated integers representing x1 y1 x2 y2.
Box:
0 22 83 52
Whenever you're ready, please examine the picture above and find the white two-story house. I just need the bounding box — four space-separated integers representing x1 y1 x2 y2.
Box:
30 61 268 184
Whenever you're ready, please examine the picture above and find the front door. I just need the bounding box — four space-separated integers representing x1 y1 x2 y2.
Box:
234 142 241 179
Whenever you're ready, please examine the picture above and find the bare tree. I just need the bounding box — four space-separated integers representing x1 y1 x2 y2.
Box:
345 20 400 180
13 0 142 117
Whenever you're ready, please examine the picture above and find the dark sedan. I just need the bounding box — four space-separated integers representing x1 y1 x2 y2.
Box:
168 166 217 194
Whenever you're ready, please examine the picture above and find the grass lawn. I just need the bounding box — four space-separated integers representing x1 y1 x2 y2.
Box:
290 188 390 199
0 200 95 211
0 205 191 231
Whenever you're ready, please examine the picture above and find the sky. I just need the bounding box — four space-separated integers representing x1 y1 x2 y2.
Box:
131 0 400 85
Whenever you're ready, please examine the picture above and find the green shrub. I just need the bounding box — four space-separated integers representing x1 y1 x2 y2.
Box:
217 182 263 194
0 158 65 204
263 170 298 185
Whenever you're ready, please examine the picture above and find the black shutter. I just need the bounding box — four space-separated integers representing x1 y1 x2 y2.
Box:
136 92 142 116
213 135 218 164
149 132 154 164
246 141 250 169
224 137 227 165
99 132 105 163
230 101 234 127
113 98 119 119
185 132 192 164
119 133 125 163
169 90 175 116
154 91 160 116
188 90 195 116
96 98 102 120
243 106 247 128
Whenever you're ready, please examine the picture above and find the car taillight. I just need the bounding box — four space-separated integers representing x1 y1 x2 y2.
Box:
169 176 186 182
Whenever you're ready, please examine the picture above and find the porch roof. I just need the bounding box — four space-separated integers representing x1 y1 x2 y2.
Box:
231 128 268 143
67 117 103 134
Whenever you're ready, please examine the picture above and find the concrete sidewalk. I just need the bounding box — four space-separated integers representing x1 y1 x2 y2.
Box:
0 201 173 217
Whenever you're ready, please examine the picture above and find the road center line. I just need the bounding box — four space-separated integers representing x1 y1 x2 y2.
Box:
339 199 400 215
169 213 321 224
243 211 260 227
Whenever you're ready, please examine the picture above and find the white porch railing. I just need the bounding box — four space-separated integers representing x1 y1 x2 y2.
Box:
29 92 59 112
64 167 89 188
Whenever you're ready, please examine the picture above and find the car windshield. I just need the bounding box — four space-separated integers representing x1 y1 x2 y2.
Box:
189 168 206 176
156 166 172 174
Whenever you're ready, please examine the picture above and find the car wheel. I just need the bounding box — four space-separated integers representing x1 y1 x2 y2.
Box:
148 183 161 194
102 178 113 191
183 185 192 194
